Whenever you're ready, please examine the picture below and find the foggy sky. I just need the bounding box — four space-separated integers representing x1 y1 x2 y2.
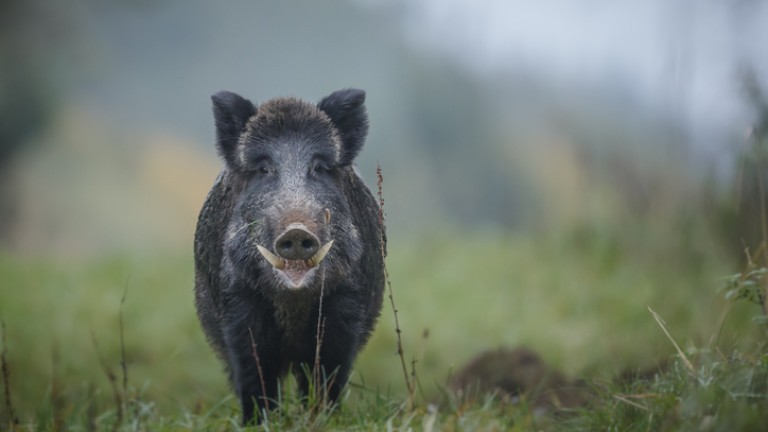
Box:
364 0 768 145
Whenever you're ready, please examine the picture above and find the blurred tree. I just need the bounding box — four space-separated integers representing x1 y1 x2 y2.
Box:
0 0 141 246
0 0 79 244
740 71 768 250
721 70 768 261
401 54 530 227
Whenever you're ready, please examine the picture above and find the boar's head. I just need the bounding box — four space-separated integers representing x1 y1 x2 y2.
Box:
211 89 369 289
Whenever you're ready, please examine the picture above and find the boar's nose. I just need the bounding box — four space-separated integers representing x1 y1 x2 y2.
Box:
275 227 320 261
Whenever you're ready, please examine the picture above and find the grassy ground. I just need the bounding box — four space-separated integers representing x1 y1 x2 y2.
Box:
1 224 766 430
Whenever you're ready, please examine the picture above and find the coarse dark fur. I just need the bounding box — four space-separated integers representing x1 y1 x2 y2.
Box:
194 89 385 424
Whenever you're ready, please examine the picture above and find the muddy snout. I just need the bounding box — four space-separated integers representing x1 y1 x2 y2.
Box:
274 224 320 261
254 218 334 288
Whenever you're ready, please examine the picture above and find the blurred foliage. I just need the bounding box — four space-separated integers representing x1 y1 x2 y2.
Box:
0 0 68 242
717 70 768 261
0 0 66 164
0 0 158 244
0 224 764 429
1 0 746 253
399 55 530 226
722 267 767 308
0 219 751 421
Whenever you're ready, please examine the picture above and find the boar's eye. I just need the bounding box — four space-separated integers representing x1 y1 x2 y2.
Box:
311 160 331 175
252 158 273 175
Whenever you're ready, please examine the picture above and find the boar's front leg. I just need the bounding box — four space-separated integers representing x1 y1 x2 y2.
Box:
222 289 281 425
305 293 365 404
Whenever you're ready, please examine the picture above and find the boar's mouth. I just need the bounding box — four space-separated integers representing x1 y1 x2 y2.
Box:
255 241 334 288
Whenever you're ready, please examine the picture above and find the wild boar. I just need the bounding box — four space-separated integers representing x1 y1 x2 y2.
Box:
194 89 385 424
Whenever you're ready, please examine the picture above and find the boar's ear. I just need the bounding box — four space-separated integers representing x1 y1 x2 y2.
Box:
318 88 369 166
211 91 256 168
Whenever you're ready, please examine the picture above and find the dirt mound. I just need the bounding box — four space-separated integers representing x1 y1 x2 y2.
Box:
450 346 590 412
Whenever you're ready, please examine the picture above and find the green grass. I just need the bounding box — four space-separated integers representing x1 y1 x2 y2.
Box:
1 224 766 430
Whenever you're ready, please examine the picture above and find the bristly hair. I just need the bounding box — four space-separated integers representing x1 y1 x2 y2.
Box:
211 89 368 170
246 97 342 162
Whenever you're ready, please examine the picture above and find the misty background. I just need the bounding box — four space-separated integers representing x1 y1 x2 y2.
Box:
4 0 766 256
2 0 768 417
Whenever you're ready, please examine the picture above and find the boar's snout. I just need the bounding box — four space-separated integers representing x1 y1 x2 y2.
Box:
274 225 320 261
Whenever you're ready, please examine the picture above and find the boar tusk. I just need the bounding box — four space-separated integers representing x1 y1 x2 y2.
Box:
307 240 334 267
256 245 286 270
324 208 331 224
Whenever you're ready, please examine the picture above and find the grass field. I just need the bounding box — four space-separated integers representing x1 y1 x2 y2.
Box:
1 222 767 430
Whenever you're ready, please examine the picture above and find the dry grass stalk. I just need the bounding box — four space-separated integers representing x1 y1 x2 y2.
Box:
247 328 271 417
1 320 19 429
313 269 327 407
119 285 129 397
90 330 123 432
648 306 695 374
376 163 414 408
